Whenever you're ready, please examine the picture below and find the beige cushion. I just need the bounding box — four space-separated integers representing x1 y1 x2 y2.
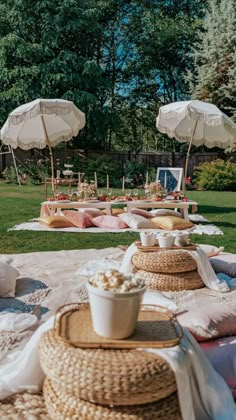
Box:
150 209 182 218
0 262 19 297
39 216 75 228
151 216 193 230
177 303 236 341
62 211 94 228
119 213 155 229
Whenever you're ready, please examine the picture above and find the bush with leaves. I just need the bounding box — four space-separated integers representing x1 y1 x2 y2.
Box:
193 159 236 191
123 161 146 188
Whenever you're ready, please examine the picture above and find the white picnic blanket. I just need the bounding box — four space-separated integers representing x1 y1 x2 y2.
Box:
0 306 235 419
120 243 230 292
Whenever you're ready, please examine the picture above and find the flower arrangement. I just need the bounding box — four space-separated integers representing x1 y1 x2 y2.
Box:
145 180 166 199
78 180 97 199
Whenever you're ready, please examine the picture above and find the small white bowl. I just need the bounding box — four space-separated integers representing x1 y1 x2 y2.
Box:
158 235 175 248
86 281 147 339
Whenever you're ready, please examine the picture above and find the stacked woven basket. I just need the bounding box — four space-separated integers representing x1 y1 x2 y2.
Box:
39 329 182 419
132 249 204 291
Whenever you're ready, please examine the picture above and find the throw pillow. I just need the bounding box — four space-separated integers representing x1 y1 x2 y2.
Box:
0 262 19 297
118 213 155 229
112 208 126 216
62 211 94 228
93 215 128 229
131 208 153 218
150 209 182 218
177 303 236 341
199 244 224 258
39 215 75 228
210 254 236 277
151 215 193 230
79 208 105 218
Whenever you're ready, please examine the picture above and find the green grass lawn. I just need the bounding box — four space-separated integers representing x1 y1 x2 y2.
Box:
0 183 235 254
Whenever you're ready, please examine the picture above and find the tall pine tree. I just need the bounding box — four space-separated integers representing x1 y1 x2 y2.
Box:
188 0 236 120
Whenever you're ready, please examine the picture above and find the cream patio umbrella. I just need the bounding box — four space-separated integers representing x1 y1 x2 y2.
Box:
0 98 85 189
156 100 236 190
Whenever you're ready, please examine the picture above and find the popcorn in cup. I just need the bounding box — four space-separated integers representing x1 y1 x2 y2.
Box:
157 233 175 248
140 231 157 247
87 270 147 339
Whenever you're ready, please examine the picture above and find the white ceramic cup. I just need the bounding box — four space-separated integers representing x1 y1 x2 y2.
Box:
174 233 189 247
158 235 175 248
87 281 147 339
140 232 156 247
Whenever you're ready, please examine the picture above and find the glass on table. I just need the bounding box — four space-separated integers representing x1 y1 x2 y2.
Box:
133 189 139 199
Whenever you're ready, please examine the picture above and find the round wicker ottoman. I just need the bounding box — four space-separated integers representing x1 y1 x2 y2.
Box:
43 377 182 420
136 269 204 291
132 250 197 273
39 330 177 406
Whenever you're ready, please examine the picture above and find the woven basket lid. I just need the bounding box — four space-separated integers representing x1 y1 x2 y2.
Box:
39 329 176 406
43 377 182 420
132 250 197 274
136 269 204 291
0 392 50 419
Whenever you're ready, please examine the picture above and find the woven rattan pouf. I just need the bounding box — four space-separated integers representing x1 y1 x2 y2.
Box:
136 269 204 291
43 377 182 420
132 250 197 274
132 249 204 291
39 329 177 406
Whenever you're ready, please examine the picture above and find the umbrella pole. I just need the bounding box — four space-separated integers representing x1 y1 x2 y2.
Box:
184 119 198 194
40 115 55 193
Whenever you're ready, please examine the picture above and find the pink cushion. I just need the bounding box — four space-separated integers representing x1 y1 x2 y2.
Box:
93 215 128 229
177 303 236 341
131 208 153 218
79 208 105 217
200 337 236 399
62 211 94 228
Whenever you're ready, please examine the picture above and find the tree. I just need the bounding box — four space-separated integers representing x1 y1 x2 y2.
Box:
0 0 111 148
188 0 236 121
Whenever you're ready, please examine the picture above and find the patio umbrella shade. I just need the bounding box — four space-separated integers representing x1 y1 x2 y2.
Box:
156 100 236 188
0 98 85 188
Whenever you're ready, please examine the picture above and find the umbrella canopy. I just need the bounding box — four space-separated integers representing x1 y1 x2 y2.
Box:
1 98 85 149
156 100 236 149
156 100 236 189
0 98 85 190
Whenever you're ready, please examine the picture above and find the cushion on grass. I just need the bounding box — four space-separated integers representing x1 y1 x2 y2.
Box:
150 209 182 218
200 336 236 399
0 262 19 297
151 215 193 230
199 244 224 258
79 208 105 218
93 215 128 229
177 303 236 341
112 208 126 216
210 254 236 277
118 213 155 229
62 211 94 228
39 216 75 228
130 208 153 218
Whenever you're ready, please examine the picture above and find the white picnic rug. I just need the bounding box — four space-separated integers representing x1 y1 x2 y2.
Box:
9 215 224 236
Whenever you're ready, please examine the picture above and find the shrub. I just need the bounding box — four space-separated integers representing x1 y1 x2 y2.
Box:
193 159 236 191
123 161 146 188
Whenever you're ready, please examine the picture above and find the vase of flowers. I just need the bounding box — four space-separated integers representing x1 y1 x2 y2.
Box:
78 180 97 200
145 180 166 199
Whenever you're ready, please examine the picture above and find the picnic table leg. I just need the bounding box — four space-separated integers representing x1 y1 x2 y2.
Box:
180 207 189 221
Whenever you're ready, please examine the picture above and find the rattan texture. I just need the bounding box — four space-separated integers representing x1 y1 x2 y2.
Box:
136 269 204 291
43 377 182 420
0 392 50 419
39 329 177 406
132 250 197 273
